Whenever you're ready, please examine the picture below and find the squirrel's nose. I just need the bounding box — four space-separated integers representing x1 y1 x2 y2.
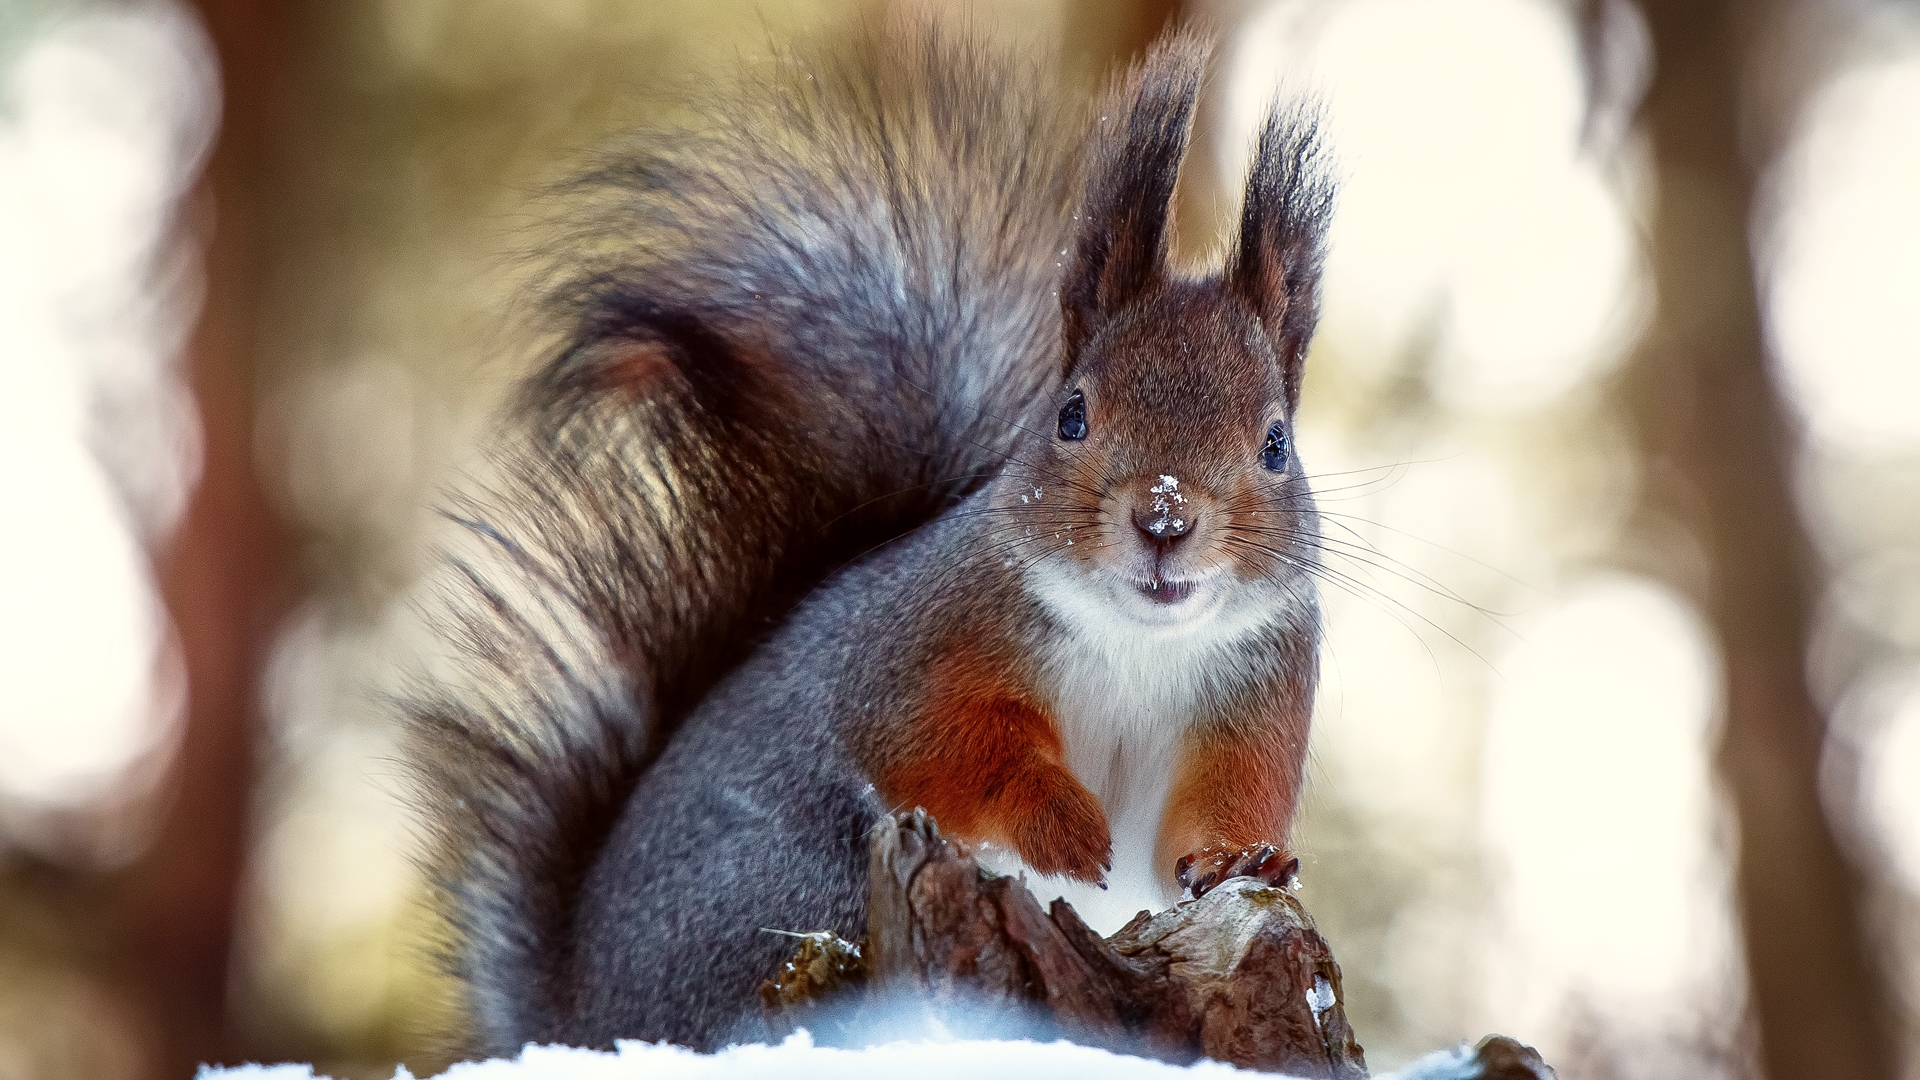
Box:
1134 475 1197 548
1133 504 1194 545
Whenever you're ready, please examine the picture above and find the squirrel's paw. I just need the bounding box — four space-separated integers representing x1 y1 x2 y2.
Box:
1175 842 1299 900
1011 780 1112 885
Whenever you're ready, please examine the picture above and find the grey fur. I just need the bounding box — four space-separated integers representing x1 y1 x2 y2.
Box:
405 23 1084 1054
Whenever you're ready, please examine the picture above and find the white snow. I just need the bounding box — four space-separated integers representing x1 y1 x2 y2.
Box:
1307 974 1337 1023
198 1032 1271 1080
198 1030 1496 1079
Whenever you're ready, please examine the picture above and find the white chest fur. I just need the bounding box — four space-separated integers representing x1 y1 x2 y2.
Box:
978 570 1277 934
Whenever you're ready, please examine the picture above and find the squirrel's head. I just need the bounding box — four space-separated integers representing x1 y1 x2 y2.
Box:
1002 31 1333 632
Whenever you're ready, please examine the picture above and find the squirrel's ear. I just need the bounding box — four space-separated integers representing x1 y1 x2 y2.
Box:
1230 107 1333 415
1060 31 1209 372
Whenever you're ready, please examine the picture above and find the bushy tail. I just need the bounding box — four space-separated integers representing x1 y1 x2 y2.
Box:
402 22 1099 1052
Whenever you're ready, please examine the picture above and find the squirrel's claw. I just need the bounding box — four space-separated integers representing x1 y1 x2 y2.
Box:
1176 842 1299 900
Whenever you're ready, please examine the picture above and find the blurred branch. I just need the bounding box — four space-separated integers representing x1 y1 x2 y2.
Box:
1623 3 1895 1078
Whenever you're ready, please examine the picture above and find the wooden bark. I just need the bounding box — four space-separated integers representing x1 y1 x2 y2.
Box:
765 811 1557 1078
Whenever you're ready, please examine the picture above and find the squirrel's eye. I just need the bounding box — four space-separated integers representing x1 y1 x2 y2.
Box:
1058 389 1088 441
1261 424 1289 472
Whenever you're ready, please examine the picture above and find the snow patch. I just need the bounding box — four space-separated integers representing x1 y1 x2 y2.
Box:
1307 973 1336 1024
199 1032 1277 1080
1147 475 1187 536
200 1030 1501 1080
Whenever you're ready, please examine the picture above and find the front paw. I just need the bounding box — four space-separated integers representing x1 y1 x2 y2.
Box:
1012 780 1112 885
1175 841 1298 900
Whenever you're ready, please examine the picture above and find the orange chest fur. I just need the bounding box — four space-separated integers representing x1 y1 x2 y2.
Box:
865 629 1311 916
870 648 1067 847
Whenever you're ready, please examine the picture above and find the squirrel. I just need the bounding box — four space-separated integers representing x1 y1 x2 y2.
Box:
404 20 1332 1060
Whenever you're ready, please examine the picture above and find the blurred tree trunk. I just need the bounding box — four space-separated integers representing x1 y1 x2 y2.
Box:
1624 2 1894 1078
118 0 298 1075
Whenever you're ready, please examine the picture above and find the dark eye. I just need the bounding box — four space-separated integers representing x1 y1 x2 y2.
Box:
1058 389 1087 441
1262 424 1289 472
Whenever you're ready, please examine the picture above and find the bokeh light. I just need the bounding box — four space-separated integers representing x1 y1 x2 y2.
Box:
1765 43 1920 453
0 2 210 864
1481 575 1742 1074
1225 0 1646 416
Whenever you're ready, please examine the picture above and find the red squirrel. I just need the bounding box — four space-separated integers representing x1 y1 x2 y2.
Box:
404 22 1331 1055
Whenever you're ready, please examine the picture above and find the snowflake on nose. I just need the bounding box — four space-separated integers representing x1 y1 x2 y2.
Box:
1147 474 1187 536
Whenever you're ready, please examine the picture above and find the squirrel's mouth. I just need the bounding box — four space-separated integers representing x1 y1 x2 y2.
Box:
1138 578 1194 605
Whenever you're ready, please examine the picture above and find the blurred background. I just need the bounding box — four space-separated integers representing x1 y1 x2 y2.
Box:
2 0 1918 1077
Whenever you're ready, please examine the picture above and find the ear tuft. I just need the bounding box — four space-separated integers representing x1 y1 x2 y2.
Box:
1231 107 1334 414
1060 29 1211 371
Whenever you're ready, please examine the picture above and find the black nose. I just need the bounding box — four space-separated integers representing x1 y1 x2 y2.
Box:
1133 504 1194 545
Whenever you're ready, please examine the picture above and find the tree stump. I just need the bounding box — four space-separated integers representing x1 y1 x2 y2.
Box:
764 810 1556 1079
